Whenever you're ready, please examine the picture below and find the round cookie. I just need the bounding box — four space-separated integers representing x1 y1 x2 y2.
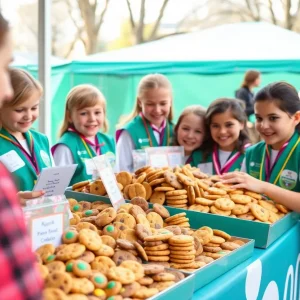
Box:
128 183 146 199
120 260 145 280
45 271 73 293
73 260 92 277
130 197 149 211
62 230 78 244
70 278 94 294
116 171 132 187
112 250 137 266
90 180 106 196
147 212 164 229
107 266 135 284
250 204 270 222
102 224 120 239
78 229 102 251
96 208 117 227
142 182 152 200
150 191 166 205
215 198 235 211
89 273 107 289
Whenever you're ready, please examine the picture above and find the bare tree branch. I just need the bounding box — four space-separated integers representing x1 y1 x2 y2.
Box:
125 0 136 30
268 0 277 25
96 0 110 33
149 0 170 40
285 0 293 29
136 0 146 43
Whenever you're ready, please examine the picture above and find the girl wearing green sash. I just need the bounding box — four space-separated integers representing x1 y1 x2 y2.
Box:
173 105 206 167
116 74 174 172
222 82 300 210
198 98 250 175
52 85 115 185
0 68 52 191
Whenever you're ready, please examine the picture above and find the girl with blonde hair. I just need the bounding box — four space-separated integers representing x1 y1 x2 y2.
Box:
52 84 115 185
116 73 174 172
0 68 53 191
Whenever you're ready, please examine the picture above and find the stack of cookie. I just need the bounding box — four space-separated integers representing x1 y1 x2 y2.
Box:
165 189 188 209
164 212 191 231
143 228 173 263
168 235 196 267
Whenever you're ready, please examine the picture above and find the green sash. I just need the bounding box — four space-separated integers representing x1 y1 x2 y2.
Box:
246 131 300 191
53 131 115 185
0 128 51 191
195 148 245 174
121 115 174 149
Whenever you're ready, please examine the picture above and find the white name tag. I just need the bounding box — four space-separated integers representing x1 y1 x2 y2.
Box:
0 150 25 172
85 158 97 175
198 162 213 175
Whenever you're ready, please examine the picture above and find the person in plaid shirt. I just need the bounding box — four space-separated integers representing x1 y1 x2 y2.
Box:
0 13 43 300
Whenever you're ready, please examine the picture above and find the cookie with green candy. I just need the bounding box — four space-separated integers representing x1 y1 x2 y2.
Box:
82 209 99 217
72 259 92 277
104 281 122 297
62 230 78 244
72 203 83 212
102 224 120 239
89 272 107 289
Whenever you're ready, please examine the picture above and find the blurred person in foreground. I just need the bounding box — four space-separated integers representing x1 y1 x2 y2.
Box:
0 13 43 300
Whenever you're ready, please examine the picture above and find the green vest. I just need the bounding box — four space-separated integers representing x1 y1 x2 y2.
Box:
122 115 174 149
196 148 245 174
186 150 202 168
245 131 300 191
0 128 52 191
54 131 115 185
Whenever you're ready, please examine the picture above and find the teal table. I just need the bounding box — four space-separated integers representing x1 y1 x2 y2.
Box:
192 222 300 300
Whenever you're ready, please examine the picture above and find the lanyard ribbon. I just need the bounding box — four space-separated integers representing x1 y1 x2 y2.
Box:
0 131 39 174
260 137 300 184
140 113 170 147
68 127 103 158
212 143 251 175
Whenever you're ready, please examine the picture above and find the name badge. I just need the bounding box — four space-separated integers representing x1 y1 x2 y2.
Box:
84 158 97 175
0 150 25 172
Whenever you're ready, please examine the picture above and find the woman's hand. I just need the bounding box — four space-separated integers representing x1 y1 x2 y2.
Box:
17 190 45 206
221 172 265 194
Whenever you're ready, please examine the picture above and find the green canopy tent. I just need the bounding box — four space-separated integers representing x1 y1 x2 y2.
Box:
70 22 300 138
16 22 300 141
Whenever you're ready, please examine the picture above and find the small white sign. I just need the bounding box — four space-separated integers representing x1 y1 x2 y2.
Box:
85 158 97 175
31 213 64 250
33 164 77 197
92 155 125 209
0 150 25 172
146 146 184 168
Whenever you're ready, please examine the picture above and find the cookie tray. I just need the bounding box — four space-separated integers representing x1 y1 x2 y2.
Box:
160 206 300 249
65 189 293 248
65 189 254 294
149 269 195 300
181 237 254 292
65 189 196 299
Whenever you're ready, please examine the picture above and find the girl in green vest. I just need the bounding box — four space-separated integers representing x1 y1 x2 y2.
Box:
173 105 206 167
222 81 300 195
198 98 251 175
0 68 52 191
116 74 174 172
52 84 115 185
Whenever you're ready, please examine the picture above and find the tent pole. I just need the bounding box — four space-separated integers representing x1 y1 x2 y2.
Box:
38 0 52 143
